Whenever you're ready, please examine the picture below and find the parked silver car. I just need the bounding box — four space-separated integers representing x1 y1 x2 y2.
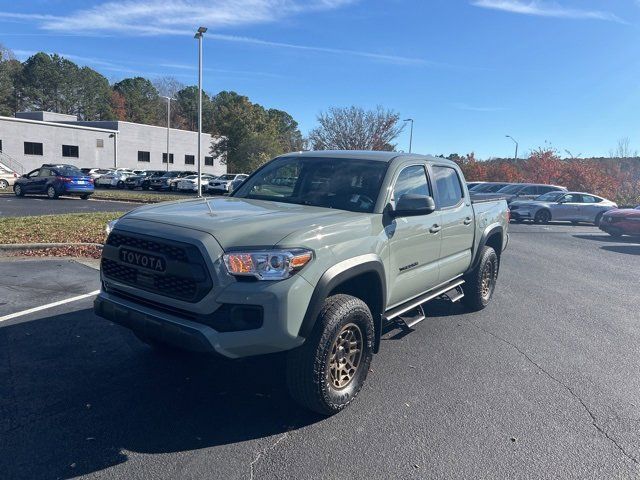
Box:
510 191 617 225
473 183 567 204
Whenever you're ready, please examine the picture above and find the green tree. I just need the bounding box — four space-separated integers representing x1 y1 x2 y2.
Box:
175 85 214 132
18 53 81 114
0 44 22 116
267 109 304 152
112 77 160 124
77 67 113 120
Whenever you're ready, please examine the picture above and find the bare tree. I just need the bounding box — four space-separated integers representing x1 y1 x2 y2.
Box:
610 137 637 158
152 76 184 98
309 106 404 151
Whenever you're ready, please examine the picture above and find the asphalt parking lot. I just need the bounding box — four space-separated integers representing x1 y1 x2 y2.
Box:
1 224 639 479
0 195 138 217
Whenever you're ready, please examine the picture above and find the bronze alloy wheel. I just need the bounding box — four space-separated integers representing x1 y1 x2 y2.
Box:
327 323 363 390
481 258 496 300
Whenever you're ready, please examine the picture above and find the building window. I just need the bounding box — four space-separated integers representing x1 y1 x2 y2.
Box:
96 139 104 148
138 151 151 162
24 142 43 156
185 155 195 165
204 156 214 166
62 145 79 158
162 153 174 164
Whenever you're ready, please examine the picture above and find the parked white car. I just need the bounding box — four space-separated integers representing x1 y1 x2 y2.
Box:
207 174 249 194
176 174 217 192
95 171 133 189
0 168 18 190
510 191 618 225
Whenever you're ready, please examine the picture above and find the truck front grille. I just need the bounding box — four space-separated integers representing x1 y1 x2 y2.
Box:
102 232 211 302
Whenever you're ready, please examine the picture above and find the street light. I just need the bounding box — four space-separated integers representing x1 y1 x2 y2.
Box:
160 96 175 172
194 26 207 197
403 118 414 153
505 135 518 161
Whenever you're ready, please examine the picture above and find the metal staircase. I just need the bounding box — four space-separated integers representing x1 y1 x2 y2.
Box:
0 150 24 174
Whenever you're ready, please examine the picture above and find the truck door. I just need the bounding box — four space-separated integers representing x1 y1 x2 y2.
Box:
386 164 442 308
431 165 474 283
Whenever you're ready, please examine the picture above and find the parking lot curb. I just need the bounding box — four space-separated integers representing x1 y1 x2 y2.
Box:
0 242 103 254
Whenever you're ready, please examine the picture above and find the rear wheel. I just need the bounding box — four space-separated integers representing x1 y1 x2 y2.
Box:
0 179 8 190
534 209 551 224
463 246 499 312
46 185 58 199
286 294 374 415
13 184 24 197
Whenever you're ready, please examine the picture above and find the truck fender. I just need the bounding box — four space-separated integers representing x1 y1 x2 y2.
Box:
298 254 386 353
466 224 504 275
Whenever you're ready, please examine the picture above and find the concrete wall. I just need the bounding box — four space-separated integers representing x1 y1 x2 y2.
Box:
0 116 226 176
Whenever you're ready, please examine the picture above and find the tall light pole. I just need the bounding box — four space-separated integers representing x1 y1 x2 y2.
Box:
160 96 174 172
403 118 414 153
506 135 518 161
194 26 207 197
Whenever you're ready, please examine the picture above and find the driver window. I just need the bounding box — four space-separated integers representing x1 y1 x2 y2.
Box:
563 194 578 203
28 169 40 178
392 165 430 205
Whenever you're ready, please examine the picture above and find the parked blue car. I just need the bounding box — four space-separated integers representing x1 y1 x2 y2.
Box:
13 164 94 199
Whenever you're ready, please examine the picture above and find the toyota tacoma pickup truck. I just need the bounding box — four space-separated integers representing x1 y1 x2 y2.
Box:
95 151 509 415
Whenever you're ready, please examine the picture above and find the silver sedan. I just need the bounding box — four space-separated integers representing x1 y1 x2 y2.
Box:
510 192 617 225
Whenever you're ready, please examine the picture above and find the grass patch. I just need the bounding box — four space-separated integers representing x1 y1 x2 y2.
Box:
91 189 188 203
0 211 124 245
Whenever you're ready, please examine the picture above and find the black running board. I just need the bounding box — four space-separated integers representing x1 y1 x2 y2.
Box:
384 278 465 331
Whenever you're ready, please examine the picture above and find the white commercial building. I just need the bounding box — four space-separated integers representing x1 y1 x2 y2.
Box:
0 111 226 176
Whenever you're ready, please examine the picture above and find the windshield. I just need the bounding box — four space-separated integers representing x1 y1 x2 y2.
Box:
535 192 564 202
497 184 524 194
233 156 388 213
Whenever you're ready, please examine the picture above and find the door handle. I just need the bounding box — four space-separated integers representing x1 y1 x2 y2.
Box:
463 217 472 225
429 224 442 234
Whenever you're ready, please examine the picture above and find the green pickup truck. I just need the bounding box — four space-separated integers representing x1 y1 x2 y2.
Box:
95 151 509 415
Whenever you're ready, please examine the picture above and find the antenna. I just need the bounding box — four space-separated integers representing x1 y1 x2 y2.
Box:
204 196 214 215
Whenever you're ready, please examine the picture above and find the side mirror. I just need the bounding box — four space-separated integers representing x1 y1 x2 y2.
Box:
391 194 436 218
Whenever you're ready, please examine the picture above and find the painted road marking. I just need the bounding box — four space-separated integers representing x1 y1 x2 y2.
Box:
0 290 100 323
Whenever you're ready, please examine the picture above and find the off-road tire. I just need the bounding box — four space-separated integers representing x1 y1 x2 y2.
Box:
463 246 499 312
286 294 374 416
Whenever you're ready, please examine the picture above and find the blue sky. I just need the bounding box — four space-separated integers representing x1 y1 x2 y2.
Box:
1 0 639 158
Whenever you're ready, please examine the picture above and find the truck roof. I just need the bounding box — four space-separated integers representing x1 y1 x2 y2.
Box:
280 150 453 165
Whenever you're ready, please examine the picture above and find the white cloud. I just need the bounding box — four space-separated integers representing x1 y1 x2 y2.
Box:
471 0 625 23
0 0 355 35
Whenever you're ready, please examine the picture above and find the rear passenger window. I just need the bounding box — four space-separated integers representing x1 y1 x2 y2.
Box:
432 166 464 208
393 165 430 203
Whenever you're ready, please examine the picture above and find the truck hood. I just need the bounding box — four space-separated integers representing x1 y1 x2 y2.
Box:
121 197 354 249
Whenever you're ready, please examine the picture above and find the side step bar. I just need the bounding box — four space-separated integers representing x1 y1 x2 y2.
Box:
385 279 465 331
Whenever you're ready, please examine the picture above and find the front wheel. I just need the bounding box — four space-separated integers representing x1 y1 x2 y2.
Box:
13 184 24 197
0 179 8 190
46 185 58 199
80 194 90 200
594 212 604 227
534 209 551 224
463 246 499 312
286 294 374 416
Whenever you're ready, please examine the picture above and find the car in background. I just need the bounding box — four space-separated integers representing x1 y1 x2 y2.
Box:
81 168 114 181
227 176 246 194
176 174 217 192
469 182 514 193
124 170 165 190
149 171 196 191
510 191 617 225
474 183 566 204
599 206 640 237
0 168 18 190
206 173 249 194
95 170 134 189
13 164 94 199
467 181 485 190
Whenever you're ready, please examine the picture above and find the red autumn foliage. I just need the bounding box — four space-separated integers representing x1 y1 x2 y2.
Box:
452 149 640 206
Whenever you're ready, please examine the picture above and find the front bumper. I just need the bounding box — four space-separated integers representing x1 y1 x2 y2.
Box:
510 210 533 221
95 273 314 359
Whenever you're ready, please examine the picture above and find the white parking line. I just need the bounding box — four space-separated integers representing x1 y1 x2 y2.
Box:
0 290 100 323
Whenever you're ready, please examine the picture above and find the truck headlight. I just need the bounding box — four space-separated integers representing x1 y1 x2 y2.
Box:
223 249 313 281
